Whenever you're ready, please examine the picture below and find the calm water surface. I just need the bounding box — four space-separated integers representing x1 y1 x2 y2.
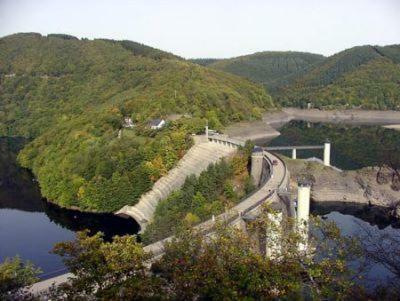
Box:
312 204 400 287
0 137 139 279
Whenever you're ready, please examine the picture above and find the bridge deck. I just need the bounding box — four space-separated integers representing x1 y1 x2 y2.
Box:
265 145 324 151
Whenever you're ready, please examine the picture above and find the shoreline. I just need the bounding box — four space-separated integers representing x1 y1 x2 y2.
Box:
284 158 400 219
281 108 400 125
383 124 400 131
225 108 400 142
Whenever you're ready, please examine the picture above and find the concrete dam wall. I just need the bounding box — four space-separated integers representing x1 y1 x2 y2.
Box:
116 136 237 230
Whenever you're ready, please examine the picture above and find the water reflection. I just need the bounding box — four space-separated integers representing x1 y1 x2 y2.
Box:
313 210 400 288
0 137 139 278
311 201 400 229
0 137 139 238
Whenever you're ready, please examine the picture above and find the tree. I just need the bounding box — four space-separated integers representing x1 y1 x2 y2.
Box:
0 256 41 300
51 230 160 299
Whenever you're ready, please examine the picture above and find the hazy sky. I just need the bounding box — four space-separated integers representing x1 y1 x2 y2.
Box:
1 0 399 58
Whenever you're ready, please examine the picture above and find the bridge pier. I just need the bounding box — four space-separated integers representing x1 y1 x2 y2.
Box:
291 148 297 159
297 182 311 252
323 141 331 166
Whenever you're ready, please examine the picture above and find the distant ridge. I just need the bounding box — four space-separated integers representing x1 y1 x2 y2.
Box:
190 51 325 90
275 44 400 109
191 45 400 110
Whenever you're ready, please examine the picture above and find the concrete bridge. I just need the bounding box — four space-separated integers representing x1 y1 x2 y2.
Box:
265 141 331 166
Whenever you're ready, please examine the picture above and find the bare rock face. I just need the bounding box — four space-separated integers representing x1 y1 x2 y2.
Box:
285 159 400 209
376 167 391 185
391 178 400 192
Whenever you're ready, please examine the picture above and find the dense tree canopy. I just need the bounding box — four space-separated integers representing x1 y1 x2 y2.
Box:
191 51 325 91
273 45 400 109
193 45 400 110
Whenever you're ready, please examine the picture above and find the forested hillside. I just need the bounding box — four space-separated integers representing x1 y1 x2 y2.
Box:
192 45 400 110
191 51 325 90
0 33 274 212
274 45 400 109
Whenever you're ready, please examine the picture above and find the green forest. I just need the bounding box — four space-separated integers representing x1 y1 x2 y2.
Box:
0 33 273 212
194 51 325 90
275 45 400 109
193 45 400 110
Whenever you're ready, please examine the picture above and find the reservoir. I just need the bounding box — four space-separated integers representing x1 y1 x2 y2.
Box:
269 121 400 170
0 137 139 279
312 203 400 288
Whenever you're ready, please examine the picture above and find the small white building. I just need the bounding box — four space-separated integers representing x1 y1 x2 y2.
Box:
123 117 135 128
149 119 166 130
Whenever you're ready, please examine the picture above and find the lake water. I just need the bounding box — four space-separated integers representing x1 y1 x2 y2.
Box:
269 121 400 170
0 137 139 279
311 203 400 287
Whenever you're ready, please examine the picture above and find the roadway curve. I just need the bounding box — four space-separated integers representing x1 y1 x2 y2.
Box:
142 147 289 257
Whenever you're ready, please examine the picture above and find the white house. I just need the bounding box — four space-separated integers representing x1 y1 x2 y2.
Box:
149 119 166 130
123 117 135 128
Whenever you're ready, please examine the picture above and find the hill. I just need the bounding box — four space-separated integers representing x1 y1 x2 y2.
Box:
274 45 400 109
0 33 274 212
191 51 325 90
189 58 220 66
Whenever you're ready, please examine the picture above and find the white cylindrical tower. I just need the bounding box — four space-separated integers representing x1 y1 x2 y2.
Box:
205 124 209 139
297 182 311 252
292 148 297 159
323 141 331 166
297 184 310 224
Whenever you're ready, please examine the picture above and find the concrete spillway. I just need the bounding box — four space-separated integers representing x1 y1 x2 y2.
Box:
116 137 236 230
